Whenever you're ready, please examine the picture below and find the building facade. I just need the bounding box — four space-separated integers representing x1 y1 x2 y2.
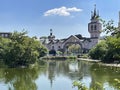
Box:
41 5 102 53
0 32 11 38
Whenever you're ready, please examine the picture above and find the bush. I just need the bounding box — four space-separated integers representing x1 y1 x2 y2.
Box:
0 31 48 67
89 41 107 60
102 37 120 63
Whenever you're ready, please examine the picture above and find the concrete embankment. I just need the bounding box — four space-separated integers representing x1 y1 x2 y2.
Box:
78 58 120 68
77 58 101 63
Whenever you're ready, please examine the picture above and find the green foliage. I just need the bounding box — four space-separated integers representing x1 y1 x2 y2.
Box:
42 56 76 60
68 44 81 54
89 36 120 62
73 81 103 90
67 56 77 59
89 41 107 60
73 81 88 90
0 37 11 59
0 31 48 67
89 19 120 63
103 37 120 62
79 54 88 59
100 20 118 35
0 63 47 90
114 79 120 89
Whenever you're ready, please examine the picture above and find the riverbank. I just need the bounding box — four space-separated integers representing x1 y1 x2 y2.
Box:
78 58 101 63
41 56 77 60
78 58 120 68
41 56 120 68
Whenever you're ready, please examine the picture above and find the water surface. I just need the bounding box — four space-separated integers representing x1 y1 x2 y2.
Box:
0 60 120 90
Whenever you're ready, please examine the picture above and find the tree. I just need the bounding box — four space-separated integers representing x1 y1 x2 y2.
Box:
40 36 48 44
68 44 81 55
0 31 48 67
89 41 107 60
103 37 120 62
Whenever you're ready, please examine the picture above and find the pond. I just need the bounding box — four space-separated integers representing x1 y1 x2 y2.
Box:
0 60 120 90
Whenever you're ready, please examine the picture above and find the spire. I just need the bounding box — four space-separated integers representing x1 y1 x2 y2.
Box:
91 11 93 19
50 29 52 36
91 4 99 20
94 4 97 16
97 10 99 17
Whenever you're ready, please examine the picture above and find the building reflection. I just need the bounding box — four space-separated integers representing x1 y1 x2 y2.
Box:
46 60 90 88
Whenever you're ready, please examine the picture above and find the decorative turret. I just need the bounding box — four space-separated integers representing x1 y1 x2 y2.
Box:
91 4 99 21
48 29 55 42
88 5 102 38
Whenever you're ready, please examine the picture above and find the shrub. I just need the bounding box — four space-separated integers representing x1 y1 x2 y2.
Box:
89 41 107 60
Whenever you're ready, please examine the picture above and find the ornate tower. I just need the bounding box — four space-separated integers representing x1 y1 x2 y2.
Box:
48 29 55 42
88 5 102 38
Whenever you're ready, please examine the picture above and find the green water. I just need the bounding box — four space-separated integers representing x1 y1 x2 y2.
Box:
0 60 120 90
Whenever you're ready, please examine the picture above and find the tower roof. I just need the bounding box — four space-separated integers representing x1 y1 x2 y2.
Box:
91 4 99 20
48 29 55 42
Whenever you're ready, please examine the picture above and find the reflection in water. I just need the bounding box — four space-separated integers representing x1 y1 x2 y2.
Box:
90 63 120 90
0 60 120 90
0 64 47 90
45 60 91 90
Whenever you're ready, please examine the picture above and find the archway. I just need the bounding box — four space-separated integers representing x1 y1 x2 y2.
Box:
63 42 83 55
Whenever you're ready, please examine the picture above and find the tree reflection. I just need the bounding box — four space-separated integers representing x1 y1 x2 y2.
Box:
0 60 120 90
90 63 120 90
0 64 47 90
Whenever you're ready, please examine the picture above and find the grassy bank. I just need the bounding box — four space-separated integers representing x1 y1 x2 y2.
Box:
41 56 77 60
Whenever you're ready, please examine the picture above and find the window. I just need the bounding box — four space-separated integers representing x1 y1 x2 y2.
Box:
5 34 8 37
1 34 4 37
58 46 61 49
94 25 97 30
91 25 93 30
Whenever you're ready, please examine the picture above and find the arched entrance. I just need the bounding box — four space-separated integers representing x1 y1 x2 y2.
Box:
63 42 83 55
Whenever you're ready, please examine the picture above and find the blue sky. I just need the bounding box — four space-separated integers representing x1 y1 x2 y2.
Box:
0 0 120 39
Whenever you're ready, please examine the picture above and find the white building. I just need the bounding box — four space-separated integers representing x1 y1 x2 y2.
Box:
41 5 102 53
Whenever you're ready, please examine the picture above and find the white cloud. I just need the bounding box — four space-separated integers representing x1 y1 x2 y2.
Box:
44 6 82 16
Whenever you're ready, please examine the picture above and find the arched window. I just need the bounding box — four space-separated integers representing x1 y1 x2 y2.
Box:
91 25 93 30
94 25 97 30
58 46 61 49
